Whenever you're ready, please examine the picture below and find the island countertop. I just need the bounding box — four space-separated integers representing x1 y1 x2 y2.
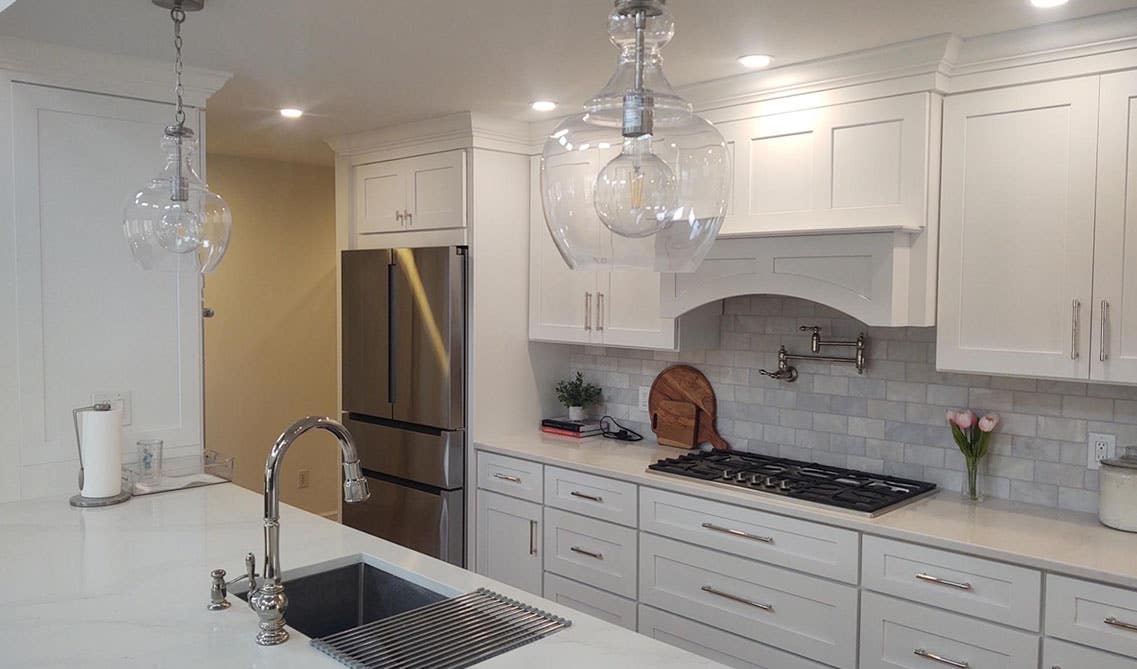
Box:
0 483 718 668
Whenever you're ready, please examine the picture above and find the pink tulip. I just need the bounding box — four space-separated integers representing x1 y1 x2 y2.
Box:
946 410 959 425
955 410 976 430
978 414 1000 433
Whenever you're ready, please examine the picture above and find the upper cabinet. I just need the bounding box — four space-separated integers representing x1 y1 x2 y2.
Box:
528 158 721 351
352 150 466 242
718 93 936 237
938 73 1137 385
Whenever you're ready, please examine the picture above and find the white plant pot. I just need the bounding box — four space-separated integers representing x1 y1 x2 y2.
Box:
567 406 585 421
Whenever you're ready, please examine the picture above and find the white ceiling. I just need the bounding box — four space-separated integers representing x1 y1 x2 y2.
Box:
3 0 1135 165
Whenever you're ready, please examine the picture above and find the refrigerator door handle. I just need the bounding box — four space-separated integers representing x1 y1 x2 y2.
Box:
387 260 397 405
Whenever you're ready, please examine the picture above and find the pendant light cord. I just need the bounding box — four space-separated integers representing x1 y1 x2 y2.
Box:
171 5 186 128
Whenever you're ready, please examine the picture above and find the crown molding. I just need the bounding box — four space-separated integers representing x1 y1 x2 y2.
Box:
327 111 532 162
0 37 231 107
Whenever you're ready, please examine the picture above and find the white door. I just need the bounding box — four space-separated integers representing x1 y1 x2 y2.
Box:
599 266 675 349
9 84 203 499
354 161 405 234
475 490 542 596
1092 71 1137 383
937 77 1099 379
528 156 599 344
405 150 466 231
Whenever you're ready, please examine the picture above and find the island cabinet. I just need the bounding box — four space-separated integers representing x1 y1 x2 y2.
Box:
938 72 1137 384
473 445 1137 669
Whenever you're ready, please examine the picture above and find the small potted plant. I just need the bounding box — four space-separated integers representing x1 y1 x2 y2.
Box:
555 372 602 421
946 409 1000 502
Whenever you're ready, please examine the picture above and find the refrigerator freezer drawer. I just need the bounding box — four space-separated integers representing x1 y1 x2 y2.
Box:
344 414 464 490
342 475 464 567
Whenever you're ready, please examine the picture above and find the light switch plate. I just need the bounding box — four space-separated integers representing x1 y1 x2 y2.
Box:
92 391 132 426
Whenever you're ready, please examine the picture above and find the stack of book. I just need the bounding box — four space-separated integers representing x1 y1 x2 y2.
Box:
540 417 602 438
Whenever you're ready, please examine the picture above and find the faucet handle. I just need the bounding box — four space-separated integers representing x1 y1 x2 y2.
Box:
245 552 257 588
208 569 231 610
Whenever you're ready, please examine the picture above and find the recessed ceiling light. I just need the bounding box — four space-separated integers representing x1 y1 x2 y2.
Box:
279 108 304 119
738 54 773 69
531 100 557 112
1030 0 1068 7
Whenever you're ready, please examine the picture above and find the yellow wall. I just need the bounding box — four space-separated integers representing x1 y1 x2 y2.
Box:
203 154 340 517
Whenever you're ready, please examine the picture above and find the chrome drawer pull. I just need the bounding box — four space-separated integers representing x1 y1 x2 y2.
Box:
1105 616 1137 632
493 473 521 483
570 491 603 503
529 520 537 556
914 649 969 668
701 522 774 544
1072 298 1081 360
570 546 603 560
700 585 773 612
916 572 973 591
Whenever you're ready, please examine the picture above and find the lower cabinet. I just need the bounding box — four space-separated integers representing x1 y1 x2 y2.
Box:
1044 637 1137 669
859 592 1039 669
474 490 542 596
637 605 830 669
543 572 637 631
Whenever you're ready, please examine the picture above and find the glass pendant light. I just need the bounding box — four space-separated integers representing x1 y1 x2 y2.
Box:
541 0 730 272
123 0 231 274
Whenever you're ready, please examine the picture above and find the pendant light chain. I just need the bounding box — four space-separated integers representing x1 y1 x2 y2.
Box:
171 5 186 128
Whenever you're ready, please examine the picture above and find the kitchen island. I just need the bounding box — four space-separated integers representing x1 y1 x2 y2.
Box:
0 483 718 668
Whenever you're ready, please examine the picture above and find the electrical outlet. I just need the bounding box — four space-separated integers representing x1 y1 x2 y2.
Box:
1088 432 1117 470
638 386 650 411
92 391 132 426
297 469 311 489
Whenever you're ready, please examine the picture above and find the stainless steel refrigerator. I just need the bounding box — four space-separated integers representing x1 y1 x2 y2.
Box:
340 247 466 566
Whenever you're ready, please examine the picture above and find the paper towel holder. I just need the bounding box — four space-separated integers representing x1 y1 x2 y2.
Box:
69 402 132 508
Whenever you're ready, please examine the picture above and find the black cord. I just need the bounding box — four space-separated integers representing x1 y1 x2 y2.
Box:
599 415 643 442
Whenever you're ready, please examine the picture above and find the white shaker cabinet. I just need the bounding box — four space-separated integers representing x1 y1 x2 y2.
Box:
1092 71 1137 383
528 157 720 350
353 149 466 237
937 77 1100 379
474 489 542 596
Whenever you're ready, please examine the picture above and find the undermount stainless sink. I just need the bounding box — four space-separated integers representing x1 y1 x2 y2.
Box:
235 556 451 639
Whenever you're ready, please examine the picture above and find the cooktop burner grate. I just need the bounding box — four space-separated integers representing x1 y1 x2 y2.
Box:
647 450 936 516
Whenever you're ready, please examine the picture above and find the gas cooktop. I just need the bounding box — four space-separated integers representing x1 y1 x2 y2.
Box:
647 450 937 516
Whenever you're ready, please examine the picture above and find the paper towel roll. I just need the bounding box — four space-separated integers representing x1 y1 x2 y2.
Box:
79 408 122 498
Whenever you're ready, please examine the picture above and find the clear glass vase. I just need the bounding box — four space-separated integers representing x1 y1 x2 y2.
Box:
962 455 983 502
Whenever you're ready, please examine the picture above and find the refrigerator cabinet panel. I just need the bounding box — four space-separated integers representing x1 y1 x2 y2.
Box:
342 476 465 567
344 414 464 490
342 249 393 419
390 247 466 429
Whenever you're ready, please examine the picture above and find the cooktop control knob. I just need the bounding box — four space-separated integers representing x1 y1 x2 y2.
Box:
778 480 792 491
764 476 778 488
735 472 748 482
721 470 733 480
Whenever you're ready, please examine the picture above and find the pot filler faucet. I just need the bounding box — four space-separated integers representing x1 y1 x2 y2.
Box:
227 416 370 646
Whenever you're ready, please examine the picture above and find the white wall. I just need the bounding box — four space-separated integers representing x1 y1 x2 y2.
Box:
0 79 203 502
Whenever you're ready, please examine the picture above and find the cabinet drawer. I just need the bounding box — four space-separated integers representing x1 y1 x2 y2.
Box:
544 508 637 599
476 451 543 503
1044 637 1136 669
639 533 858 668
638 605 830 669
1046 574 1137 659
862 535 1041 631
639 486 859 582
860 592 1040 669
543 572 636 631
545 466 637 527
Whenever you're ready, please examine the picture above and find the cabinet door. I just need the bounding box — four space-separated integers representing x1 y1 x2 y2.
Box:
719 93 932 237
475 490 542 596
599 264 675 349
354 161 405 234
937 77 1099 379
405 150 466 231
528 156 599 344
1092 71 1137 383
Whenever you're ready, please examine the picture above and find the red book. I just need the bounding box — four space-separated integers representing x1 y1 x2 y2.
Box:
541 426 599 438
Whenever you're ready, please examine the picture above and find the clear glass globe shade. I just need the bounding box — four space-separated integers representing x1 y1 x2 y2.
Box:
123 129 231 274
594 137 677 238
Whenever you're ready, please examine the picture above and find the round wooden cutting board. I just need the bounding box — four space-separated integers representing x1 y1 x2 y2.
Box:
648 365 730 450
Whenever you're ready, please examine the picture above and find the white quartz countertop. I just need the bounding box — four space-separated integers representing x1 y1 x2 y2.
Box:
0 483 719 668
476 432 1137 590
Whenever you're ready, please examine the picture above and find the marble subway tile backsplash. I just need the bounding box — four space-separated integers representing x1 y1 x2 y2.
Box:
571 295 1137 513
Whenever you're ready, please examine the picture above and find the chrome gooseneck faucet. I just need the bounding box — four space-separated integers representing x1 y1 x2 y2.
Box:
246 416 370 645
